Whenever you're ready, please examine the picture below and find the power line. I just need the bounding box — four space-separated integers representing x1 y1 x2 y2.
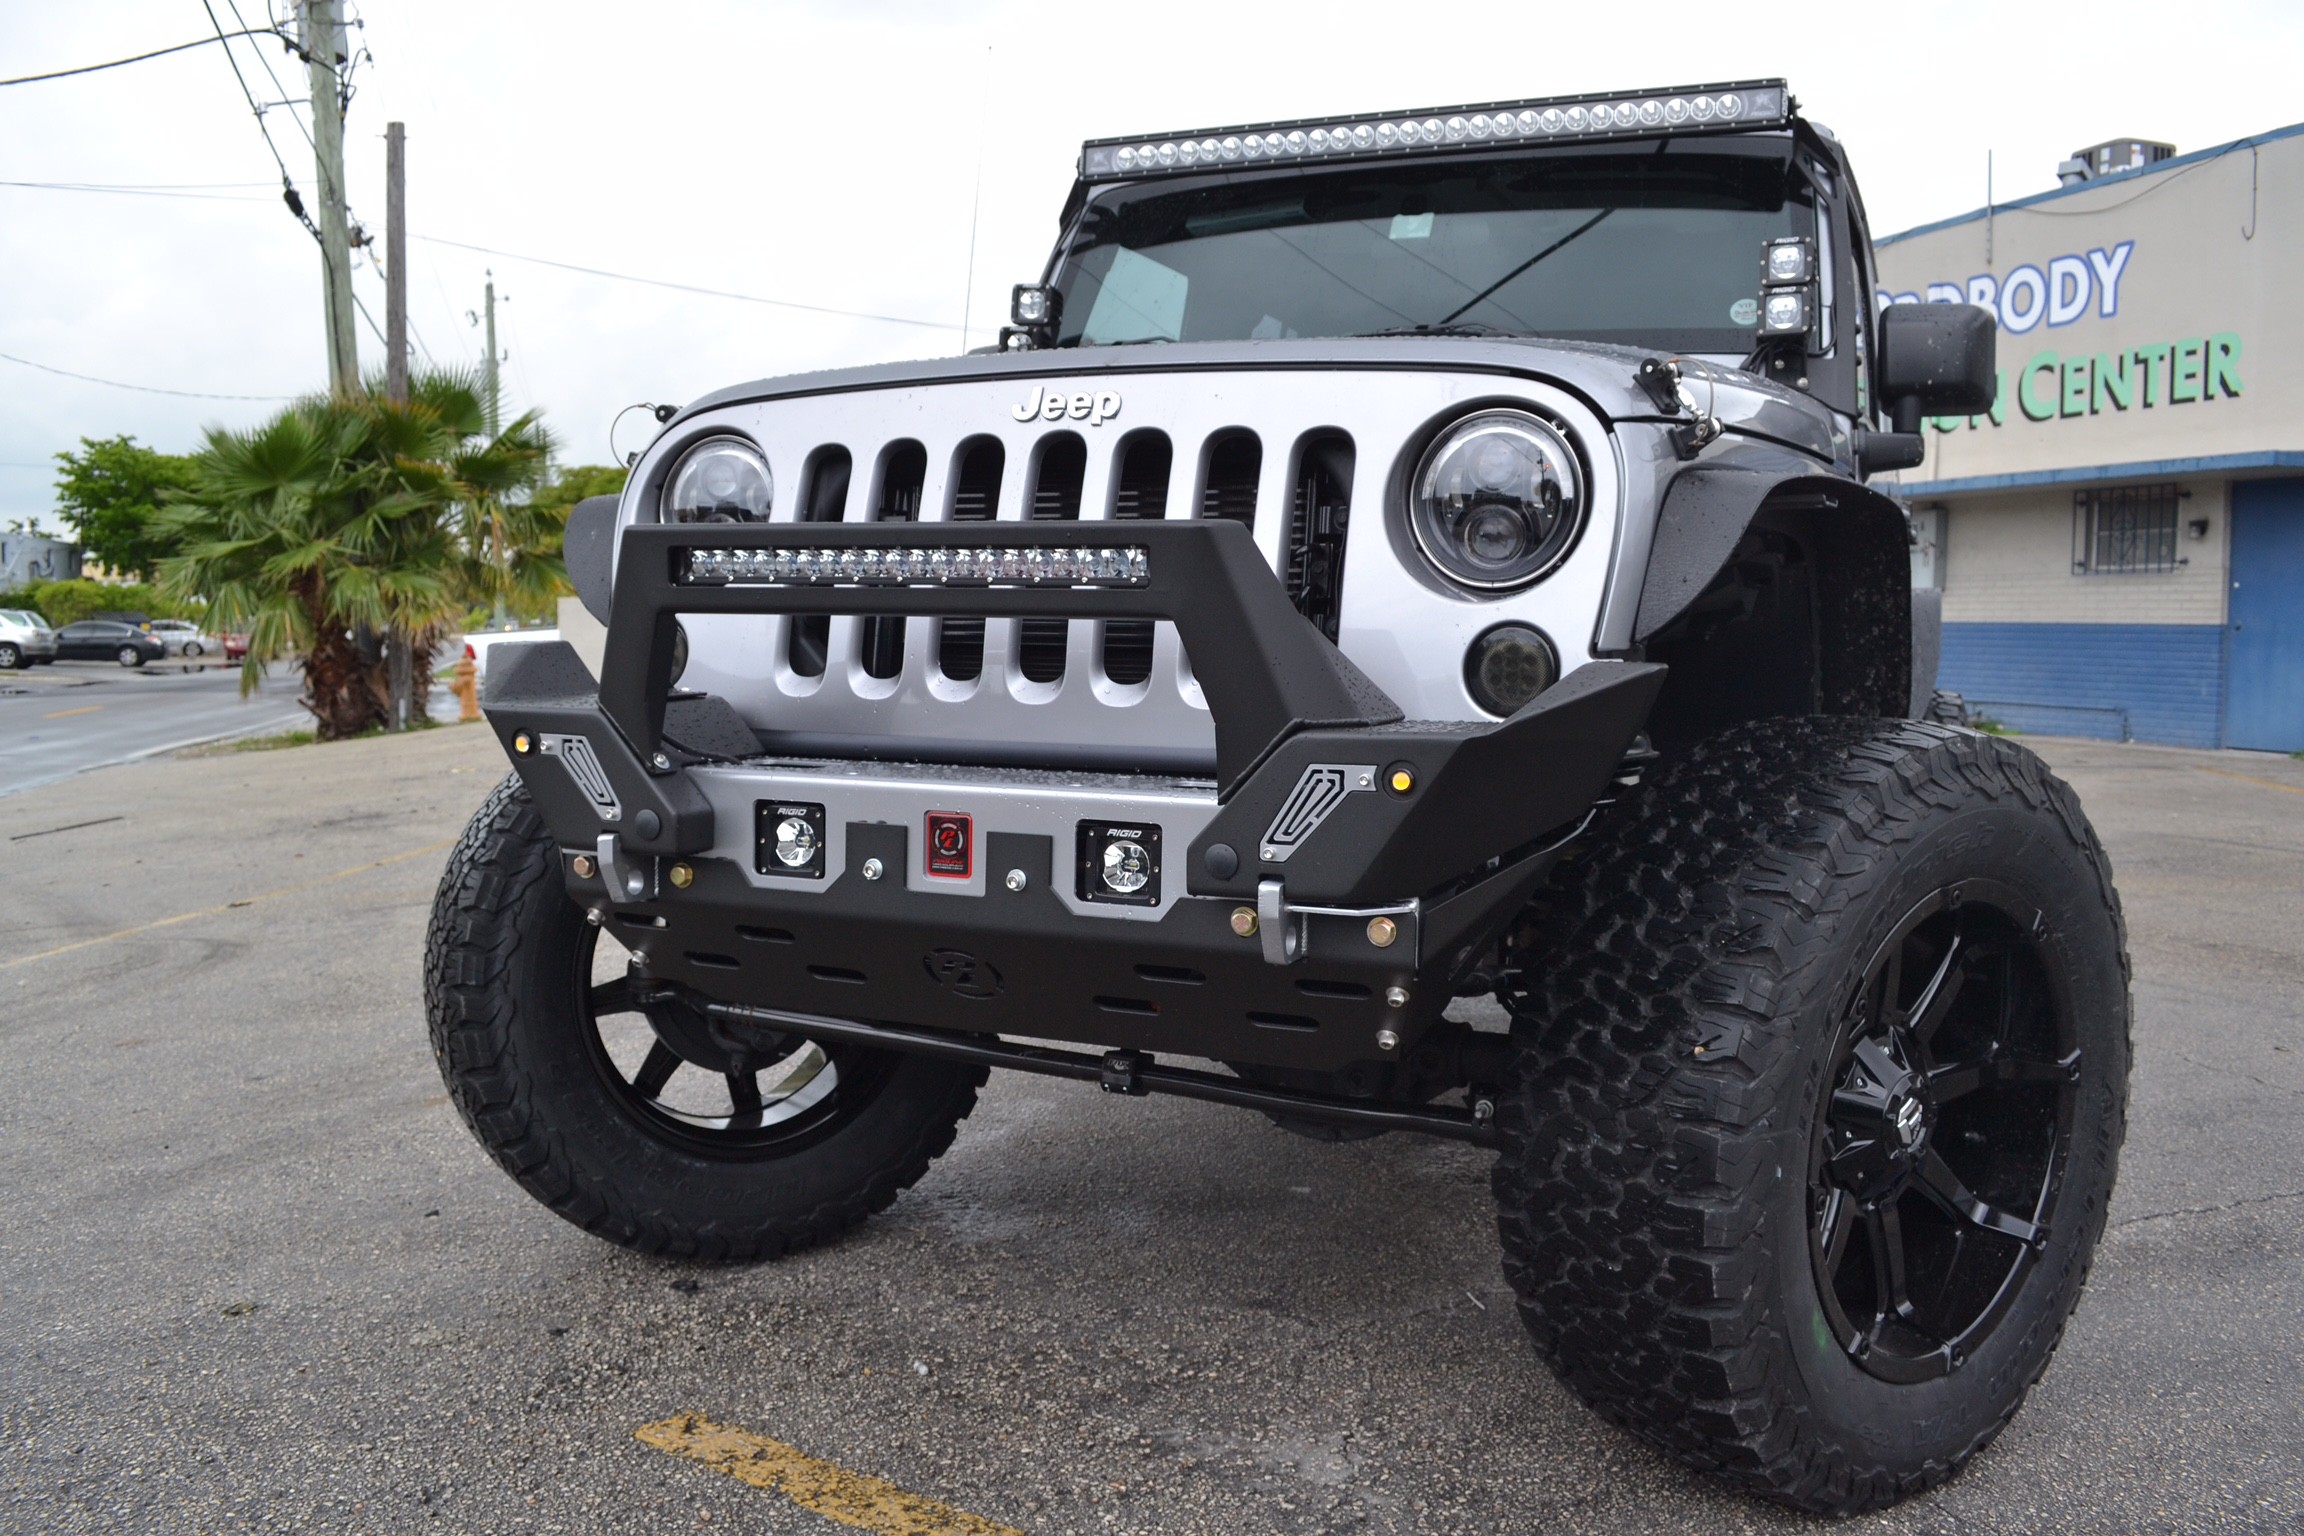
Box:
0 348 294 401
411 235 967 333
198 0 298 191
0 179 273 202
225 0 316 153
0 28 289 88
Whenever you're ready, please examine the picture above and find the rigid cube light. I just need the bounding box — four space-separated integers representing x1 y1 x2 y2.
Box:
683 544 1151 588
1080 82 1790 180
1762 236 1815 285
1760 285 1815 336
1076 821 1162 907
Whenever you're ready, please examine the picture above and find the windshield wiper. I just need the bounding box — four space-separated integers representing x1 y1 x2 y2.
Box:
1435 207 1616 327
1354 322 1520 338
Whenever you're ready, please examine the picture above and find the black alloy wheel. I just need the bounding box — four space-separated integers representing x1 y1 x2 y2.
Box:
1494 718 2130 1514
577 927 901 1159
1810 881 2079 1383
425 775 986 1260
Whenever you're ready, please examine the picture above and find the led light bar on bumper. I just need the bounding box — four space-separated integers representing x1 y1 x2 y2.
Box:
1080 81 1789 180
683 545 1150 587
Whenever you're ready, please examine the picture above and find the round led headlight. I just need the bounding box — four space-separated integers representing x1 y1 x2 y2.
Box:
664 436 772 523
1409 410 1583 590
1464 623 1559 717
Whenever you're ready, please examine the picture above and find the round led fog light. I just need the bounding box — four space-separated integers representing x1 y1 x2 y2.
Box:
773 816 819 869
1465 623 1559 717
1101 839 1152 895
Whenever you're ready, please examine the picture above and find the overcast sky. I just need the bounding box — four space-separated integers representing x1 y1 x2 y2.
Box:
2 0 2296 525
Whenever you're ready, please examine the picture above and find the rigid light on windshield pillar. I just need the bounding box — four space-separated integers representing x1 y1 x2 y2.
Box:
1761 236 1815 286
1005 285 1060 352
1760 284 1815 337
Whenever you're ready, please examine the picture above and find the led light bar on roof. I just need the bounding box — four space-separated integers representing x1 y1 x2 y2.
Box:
1079 81 1790 181
683 545 1150 588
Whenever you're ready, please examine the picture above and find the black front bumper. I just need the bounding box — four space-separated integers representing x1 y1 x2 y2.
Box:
483 519 1662 1072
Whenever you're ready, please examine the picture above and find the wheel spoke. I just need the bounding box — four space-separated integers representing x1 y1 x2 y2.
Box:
1930 1047 2079 1102
1817 1186 1856 1274
727 1070 765 1124
589 977 637 1017
1865 1203 1915 1329
1904 931 1967 1046
631 1040 681 1099
1917 1150 2043 1247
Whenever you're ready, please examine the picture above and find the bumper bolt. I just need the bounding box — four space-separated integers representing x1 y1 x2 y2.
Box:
667 862 694 890
1004 868 1028 892
651 751 671 770
570 853 597 879
1229 906 1259 937
861 857 885 881
1366 916 1398 948
1472 1097 1496 1124
1375 1028 1400 1052
584 907 605 927
1384 985 1408 1008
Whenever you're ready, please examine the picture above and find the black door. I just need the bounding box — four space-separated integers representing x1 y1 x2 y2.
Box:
55 622 122 659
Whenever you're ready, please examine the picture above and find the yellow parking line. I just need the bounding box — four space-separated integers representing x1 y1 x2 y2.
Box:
2195 765 2304 798
635 1413 1024 1536
43 704 101 719
0 838 456 972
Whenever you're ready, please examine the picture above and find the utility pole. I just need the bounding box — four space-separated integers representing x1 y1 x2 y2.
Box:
300 0 359 394
384 122 407 405
382 120 412 731
482 272 506 624
482 271 501 435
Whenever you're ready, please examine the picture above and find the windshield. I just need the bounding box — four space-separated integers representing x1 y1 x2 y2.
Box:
1052 146 1811 353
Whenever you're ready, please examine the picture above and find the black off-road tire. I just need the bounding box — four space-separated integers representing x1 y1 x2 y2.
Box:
425 776 987 1261
1494 718 2130 1514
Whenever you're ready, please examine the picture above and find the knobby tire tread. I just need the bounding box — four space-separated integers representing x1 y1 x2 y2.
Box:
424 776 982 1262
1493 717 2130 1514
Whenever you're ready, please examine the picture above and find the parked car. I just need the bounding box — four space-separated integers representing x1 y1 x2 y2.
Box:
0 608 58 668
222 632 250 662
148 619 217 657
54 619 168 667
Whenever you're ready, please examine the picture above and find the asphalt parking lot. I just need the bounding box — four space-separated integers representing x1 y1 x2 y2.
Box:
0 662 308 797
2 724 2299 1534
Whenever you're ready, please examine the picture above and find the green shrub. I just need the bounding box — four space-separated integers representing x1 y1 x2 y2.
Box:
0 577 199 628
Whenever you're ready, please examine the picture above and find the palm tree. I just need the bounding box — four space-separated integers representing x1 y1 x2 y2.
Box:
158 370 552 739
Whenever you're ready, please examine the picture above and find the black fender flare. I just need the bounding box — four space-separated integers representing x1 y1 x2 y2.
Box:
1634 439 1913 718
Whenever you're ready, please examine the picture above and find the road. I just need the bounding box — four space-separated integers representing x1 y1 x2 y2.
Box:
0 726 2299 1533
0 662 310 797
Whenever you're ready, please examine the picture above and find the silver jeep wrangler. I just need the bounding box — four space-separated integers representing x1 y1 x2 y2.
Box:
428 80 2130 1514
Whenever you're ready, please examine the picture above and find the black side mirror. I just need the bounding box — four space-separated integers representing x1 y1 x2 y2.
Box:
1876 302 1997 431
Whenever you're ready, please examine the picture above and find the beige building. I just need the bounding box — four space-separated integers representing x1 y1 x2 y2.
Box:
1874 121 2303 749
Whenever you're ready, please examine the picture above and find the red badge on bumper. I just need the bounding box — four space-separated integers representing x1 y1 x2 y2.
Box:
924 811 973 879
